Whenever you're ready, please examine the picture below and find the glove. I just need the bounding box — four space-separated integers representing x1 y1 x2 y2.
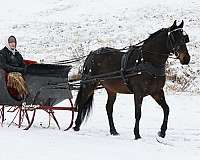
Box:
17 66 27 75
23 65 28 75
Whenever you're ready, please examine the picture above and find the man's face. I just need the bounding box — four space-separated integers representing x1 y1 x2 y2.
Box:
9 42 16 49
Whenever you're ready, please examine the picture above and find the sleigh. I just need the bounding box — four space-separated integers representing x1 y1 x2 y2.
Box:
0 60 76 130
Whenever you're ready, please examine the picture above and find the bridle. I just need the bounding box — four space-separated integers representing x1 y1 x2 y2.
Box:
167 28 189 59
136 27 190 61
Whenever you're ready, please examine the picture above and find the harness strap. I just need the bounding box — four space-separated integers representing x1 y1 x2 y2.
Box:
120 44 166 93
120 47 139 93
120 54 129 85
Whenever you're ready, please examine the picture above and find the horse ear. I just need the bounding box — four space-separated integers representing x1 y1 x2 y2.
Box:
173 20 177 26
178 20 184 28
169 20 177 31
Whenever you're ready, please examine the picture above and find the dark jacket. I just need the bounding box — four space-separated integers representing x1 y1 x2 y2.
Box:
0 47 25 74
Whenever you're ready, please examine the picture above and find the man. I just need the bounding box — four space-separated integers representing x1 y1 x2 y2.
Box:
0 36 28 100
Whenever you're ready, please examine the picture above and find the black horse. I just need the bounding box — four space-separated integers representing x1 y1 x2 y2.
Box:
73 20 190 139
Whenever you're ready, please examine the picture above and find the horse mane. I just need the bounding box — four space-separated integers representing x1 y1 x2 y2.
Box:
145 28 166 42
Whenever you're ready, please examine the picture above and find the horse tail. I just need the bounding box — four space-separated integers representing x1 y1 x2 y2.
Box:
75 86 94 123
75 51 97 124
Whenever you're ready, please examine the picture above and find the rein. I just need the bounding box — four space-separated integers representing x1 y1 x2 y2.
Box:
141 50 178 59
52 55 87 64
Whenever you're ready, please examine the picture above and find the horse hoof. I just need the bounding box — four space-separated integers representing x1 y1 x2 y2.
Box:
158 131 165 138
134 135 141 140
110 131 119 136
73 126 80 131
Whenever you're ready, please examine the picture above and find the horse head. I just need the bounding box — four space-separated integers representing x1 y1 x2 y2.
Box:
142 20 190 65
167 20 190 65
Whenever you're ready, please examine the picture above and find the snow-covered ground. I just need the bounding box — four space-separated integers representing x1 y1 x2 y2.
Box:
1 91 200 160
0 0 200 160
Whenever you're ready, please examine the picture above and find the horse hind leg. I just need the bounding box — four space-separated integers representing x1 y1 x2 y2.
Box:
73 82 98 131
105 89 119 135
151 89 169 138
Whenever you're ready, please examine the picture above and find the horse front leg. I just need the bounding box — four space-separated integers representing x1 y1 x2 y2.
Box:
151 89 169 138
134 94 143 140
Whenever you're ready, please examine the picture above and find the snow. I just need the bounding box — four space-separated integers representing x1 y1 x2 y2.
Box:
0 0 200 159
1 91 200 160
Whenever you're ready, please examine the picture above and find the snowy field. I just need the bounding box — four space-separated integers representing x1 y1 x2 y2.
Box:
1 91 200 160
0 0 200 160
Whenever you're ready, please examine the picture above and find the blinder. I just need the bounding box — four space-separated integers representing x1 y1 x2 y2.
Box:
167 28 189 54
182 30 189 43
183 34 189 43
